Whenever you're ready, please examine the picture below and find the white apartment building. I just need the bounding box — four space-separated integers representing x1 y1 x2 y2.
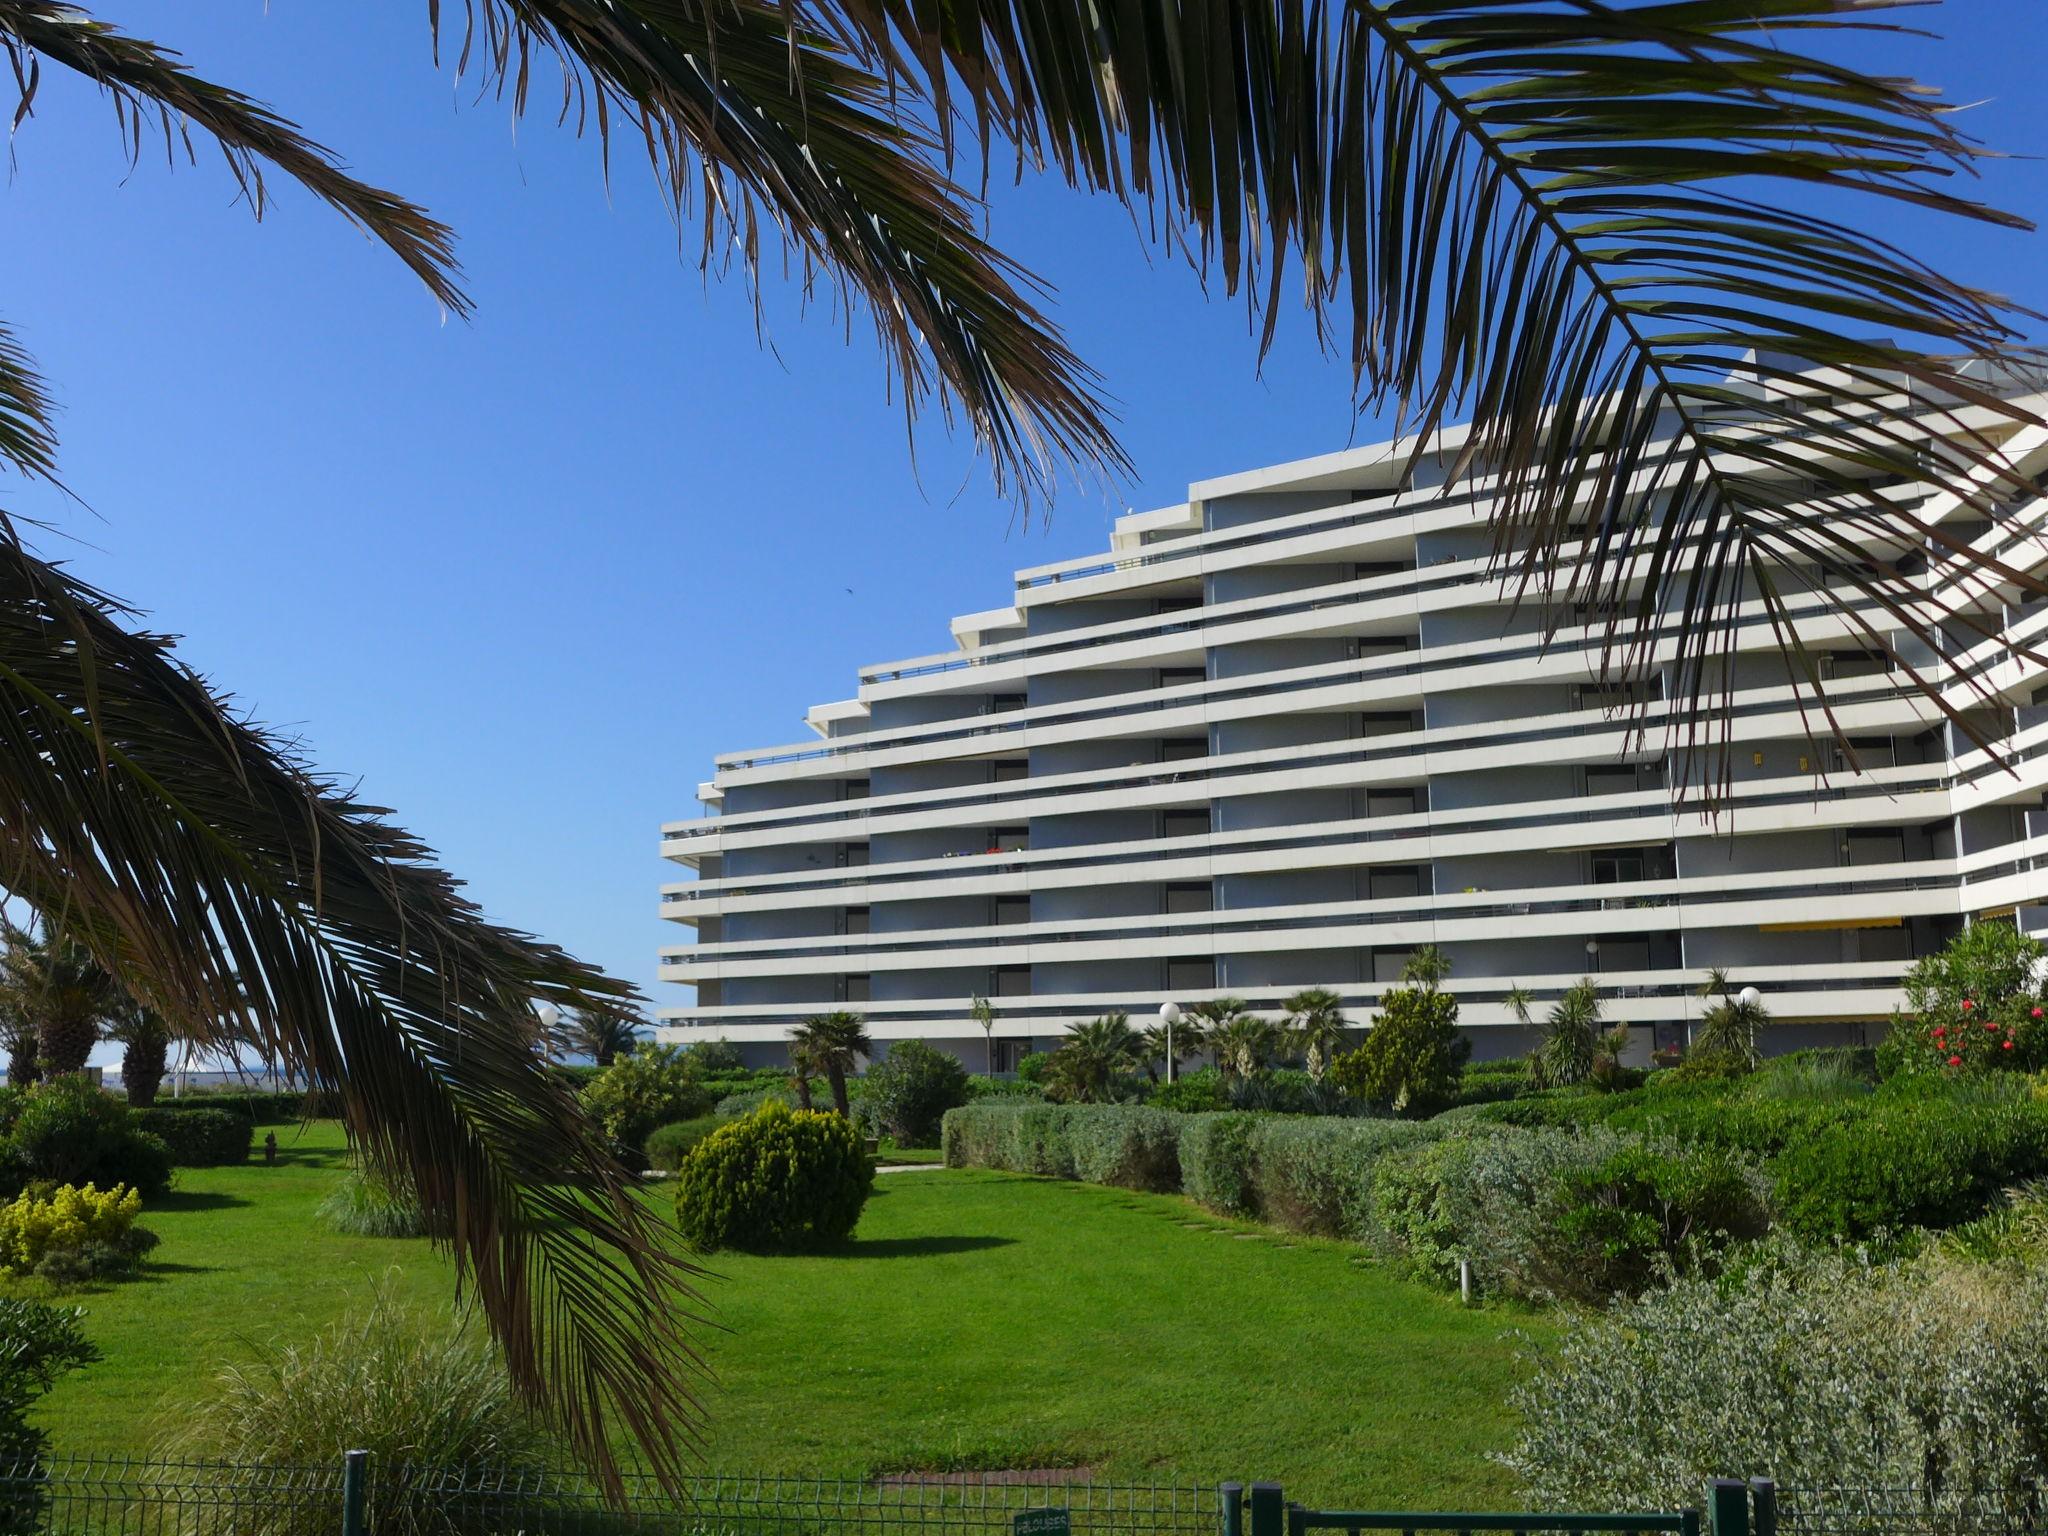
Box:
658 368 2048 1067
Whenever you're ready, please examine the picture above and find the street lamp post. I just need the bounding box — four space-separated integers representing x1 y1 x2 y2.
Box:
1738 986 1762 1011
1159 1000 1183 1085
535 1002 562 1065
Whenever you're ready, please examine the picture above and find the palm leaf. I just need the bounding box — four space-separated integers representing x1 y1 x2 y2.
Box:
819 0 2046 786
0 2 465 313
0 521 706 1488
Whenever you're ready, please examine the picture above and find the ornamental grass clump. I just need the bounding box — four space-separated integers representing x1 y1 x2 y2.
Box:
673 1101 873 1253
316 1167 440 1239
1502 1244 2048 1519
159 1289 558 1536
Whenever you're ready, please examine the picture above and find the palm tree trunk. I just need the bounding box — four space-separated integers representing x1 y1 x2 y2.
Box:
827 1063 850 1118
39 1009 96 1077
5 1035 36 1087
792 1073 813 1111
123 1033 169 1107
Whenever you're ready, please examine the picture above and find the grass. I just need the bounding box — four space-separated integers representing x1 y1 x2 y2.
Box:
24 1122 1545 1506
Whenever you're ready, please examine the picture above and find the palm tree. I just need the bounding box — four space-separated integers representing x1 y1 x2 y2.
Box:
0 989 33 1087
1533 978 1605 1089
786 1035 819 1112
0 924 117 1077
1695 969 1770 1066
0 1 2037 1478
1210 1014 1284 1084
1047 1014 1141 1103
1401 947 1452 993
970 994 997 1076
557 1006 644 1068
104 994 176 1107
1285 988 1350 1082
791 1011 871 1117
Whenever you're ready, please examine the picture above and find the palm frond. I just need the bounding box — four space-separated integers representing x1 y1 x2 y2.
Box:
0 321 58 484
0 522 704 1488
820 0 2045 786
429 0 1124 500
0 2 465 313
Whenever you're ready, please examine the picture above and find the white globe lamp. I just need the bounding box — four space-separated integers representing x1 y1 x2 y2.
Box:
1159 1001 1183 1083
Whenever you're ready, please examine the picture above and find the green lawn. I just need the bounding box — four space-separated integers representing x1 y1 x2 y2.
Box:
30 1124 1545 1505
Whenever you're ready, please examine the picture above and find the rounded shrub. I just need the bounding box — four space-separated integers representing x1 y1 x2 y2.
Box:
579 1045 716 1154
673 1101 874 1253
1149 1067 1229 1113
644 1115 721 1173
4 1079 170 1198
859 1040 969 1145
134 1107 253 1167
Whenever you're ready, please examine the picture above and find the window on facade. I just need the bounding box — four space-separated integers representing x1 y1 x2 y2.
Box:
1166 957 1216 992
993 965 1032 998
1371 950 1412 984
1359 712 1416 738
1368 867 1425 900
1366 789 1417 819
1155 592 1202 615
841 906 870 936
836 842 870 867
991 759 1029 782
1162 808 1212 839
986 827 1029 853
1162 882 1213 914
1161 737 1207 762
1835 737 1897 772
1158 667 1206 690
1585 767 1640 797
1826 650 1892 680
1353 560 1407 579
990 693 1027 713
842 778 870 800
993 894 1031 926
992 1038 1033 1073
842 973 871 1003
1846 829 1907 866
1591 853 1646 884
1597 941 1652 973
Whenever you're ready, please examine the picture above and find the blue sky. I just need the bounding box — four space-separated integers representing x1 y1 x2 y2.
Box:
6 3 2046 1029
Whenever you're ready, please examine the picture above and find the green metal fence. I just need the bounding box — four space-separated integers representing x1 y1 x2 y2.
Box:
0 1459 2016 1536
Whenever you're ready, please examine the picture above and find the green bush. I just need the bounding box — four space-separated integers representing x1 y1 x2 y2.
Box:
579 1046 715 1154
714 1087 788 1118
966 1074 1046 1102
0 1299 97 1527
1228 1068 1363 1116
942 1103 1442 1238
1748 1050 1877 1101
1148 1067 1230 1113
644 1116 722 1172
1501 1244 2048 1515
1879 920 2048 1080
1373 1125 1766 1301
1015 1051 1053 1084
1244 1116 1444 1238
1 1079 170 1198
1330 983 1467 1115
860 1040 970 1145
1771 1097 2048 1240
673 1102 873 1253
682 1038 747 1073
1177 1112 1260 1216
158 1289 557 1536
143 1088 338 1121
316 1169 437 1238
134 1107 252 1167
1445 1057 1534 1110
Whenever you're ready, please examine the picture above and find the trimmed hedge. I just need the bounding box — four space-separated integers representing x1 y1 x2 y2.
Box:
143 1090 338 1122
941 1102 1442 1239
134 1108 253 1167
1466 1076 2048 1239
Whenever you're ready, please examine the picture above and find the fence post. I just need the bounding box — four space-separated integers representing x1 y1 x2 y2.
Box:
1221 1483 1244 1536
341 1449 367 1536
1748 1480 1777 1536
1707 1479 1749 1536
1247 1482 1284 1536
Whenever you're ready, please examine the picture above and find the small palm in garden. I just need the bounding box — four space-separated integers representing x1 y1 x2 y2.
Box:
1047 1013 1143 1103
0 925 117 1078
790 1012 871 1117
1285 988 1349 1082
1532 979 1604 1089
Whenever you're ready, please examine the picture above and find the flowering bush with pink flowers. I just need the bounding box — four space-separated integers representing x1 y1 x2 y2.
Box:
1878 922 2048 1080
